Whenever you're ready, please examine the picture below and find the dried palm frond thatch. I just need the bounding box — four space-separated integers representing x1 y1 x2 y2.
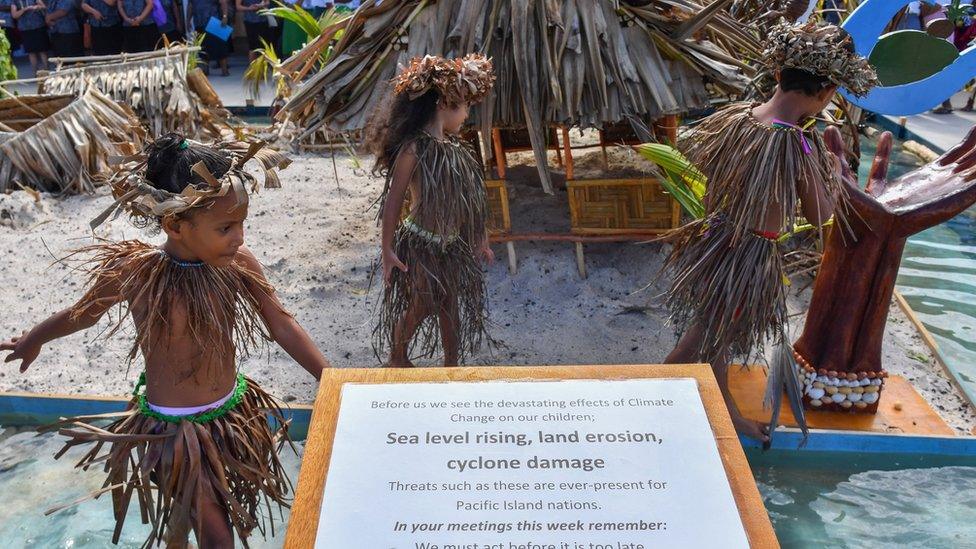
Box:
42 46 219 138
280 0 760 193
0 88 142 194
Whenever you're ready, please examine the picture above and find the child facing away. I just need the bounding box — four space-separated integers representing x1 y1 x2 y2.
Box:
661 21 878 444
364 54 496 368
1 135 331 548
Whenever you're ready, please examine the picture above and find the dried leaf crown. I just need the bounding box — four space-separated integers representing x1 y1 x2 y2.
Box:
391 53 495 106
762 20 879 97
90 139 291 229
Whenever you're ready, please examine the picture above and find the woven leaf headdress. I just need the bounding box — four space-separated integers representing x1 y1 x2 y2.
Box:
762 20 879 97
391 53 495 105
90 139 291 229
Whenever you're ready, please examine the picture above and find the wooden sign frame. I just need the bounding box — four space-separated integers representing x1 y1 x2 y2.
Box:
284 364 778 548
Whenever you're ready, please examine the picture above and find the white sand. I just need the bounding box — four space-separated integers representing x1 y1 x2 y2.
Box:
1 152 973 434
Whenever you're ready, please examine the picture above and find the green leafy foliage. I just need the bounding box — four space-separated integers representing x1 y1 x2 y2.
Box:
0 30 17 83
634 142 706 219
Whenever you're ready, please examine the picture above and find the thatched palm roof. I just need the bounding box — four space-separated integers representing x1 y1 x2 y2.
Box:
0 89 141 193
42 47 206 138
282 0 759 191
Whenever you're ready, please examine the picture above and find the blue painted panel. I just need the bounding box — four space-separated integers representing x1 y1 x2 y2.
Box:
842 0 976 115
0 394 315 439
742 428 976 457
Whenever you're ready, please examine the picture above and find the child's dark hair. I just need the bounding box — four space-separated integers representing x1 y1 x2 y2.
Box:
145 133 233 193
778 28 855 97
129 134 233 231
779 68 833 96
362 89 439 176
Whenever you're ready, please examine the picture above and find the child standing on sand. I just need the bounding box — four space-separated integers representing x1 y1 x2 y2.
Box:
662 21 878 444
365 54 496 368
1 134 330 547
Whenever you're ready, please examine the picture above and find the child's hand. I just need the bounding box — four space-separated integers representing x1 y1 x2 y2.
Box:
477 243 494 265
382 249 407 286
1 331 41 373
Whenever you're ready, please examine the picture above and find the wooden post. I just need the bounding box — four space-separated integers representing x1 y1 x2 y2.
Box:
491 128 506 179
553 130 563 168
575 242 587 278
655 114 678 144
562 127 573 180
599 129 609 170
506 241 517 274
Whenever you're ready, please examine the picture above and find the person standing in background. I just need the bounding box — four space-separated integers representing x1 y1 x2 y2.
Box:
81 0 121 55
1 0 22 55
155 0 182 45
119 0 159 52
303 0 325 18
237 0 270 60
45 0 83 58
278 0 301 56
11 0 47 73
189 0 229 75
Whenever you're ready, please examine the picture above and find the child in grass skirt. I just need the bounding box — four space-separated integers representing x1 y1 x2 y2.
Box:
365 54 496 367
662 21 878 444
1 134 330 547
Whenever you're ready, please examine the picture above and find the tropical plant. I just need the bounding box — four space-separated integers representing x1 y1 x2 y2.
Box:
243 38 285 100
243 4 348 100
634 143 706 219
0 29 17 84
186 32 207 72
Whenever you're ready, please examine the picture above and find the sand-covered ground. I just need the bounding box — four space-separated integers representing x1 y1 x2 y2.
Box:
1 150 974 434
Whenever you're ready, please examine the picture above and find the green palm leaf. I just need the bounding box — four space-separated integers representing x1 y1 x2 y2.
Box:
635 142 707 219
264 2 321 38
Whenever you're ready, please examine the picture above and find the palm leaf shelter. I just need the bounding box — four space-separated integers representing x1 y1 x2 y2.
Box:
279 0 759 274
281 0 758 187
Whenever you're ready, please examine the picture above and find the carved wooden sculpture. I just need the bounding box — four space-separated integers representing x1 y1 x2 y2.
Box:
794 127 976 413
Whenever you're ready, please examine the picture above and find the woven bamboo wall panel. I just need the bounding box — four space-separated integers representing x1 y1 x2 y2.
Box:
485 179 511 235
568 178 675 234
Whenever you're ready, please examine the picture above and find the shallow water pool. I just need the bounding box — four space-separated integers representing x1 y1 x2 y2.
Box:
4 425 976 548
0 427 300 547
746 449 976 548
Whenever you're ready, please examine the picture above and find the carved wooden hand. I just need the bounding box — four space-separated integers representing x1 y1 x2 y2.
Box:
795 126 976 375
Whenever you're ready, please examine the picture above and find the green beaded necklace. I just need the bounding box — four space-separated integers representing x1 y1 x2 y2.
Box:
133 371 248 424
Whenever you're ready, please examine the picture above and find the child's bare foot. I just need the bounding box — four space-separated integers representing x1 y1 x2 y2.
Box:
731 413 770 443
386 358 415 368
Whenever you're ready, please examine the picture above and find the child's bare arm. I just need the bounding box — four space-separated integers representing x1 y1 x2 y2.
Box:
801 126 849 226
798 177 835 226
1 274 123 372
381 143 417 284
237 247 329 381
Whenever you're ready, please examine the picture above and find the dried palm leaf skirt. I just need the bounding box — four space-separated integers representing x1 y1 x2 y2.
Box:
665 218 788 366
372 226 489 363
48 375 291 547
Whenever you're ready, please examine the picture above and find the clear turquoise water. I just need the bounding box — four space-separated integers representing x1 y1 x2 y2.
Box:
4 427 976 547
746 449 976 549
0 427 298 547
857 134 976 405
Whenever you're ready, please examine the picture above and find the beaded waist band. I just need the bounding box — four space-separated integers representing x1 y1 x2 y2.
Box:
402 216 459 245
132 371 247 424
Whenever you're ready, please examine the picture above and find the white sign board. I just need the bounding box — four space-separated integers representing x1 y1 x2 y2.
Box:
315 378 749 549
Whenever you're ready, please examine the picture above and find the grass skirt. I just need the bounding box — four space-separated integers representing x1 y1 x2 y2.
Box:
665 218 789 365
372 226 490 363
46 377 292 547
